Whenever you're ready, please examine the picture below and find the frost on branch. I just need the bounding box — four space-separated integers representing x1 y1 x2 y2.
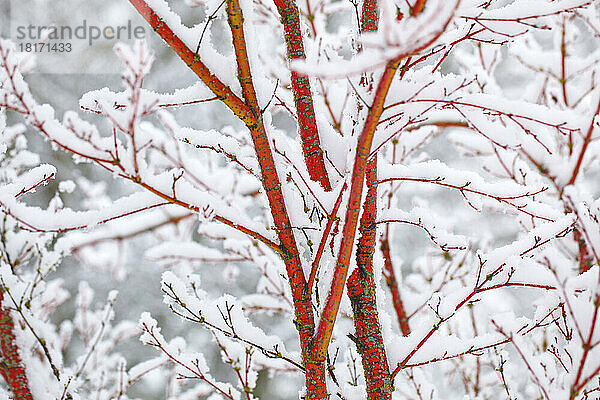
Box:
0 107 148 399
136 271 299 398
1 0 600 398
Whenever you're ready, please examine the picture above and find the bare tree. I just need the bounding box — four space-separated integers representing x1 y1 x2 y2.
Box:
1 0 600 398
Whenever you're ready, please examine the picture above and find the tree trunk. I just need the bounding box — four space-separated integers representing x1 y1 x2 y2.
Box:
347 158 393 399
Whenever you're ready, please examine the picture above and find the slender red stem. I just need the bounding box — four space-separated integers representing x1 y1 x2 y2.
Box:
307 182 347 292
570 293 599 399
381 237 411 336
560 18 569 108
568 98 600 185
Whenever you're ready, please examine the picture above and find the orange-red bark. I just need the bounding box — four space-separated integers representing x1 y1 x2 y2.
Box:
128 0 254 127
381 238 411 336
343 2 394 398
347 158 393 399
411 0 427 16
361 0 379 32
129 0 327 397
274 0 331 191
312 0 455 361
311 59 401 362
225 0 326 396
0 291 33 400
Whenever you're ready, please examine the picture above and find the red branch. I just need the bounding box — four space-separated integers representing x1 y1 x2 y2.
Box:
127 0 256 126
311 59 403 363
0 291 33 400
570 292 600 399
274 0 331 190
568 97 600 185
391 268 559 378
307 182 347 292
129 1 327 397
378 177 552 222
381 237 411 336
343 3 396 397
361 0 378 31
411 0 427 16
573 228 593 273
226 0 327 396
346 158 393 399
311 0 459 362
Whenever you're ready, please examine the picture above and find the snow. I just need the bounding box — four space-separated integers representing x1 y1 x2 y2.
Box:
1 0 600 398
